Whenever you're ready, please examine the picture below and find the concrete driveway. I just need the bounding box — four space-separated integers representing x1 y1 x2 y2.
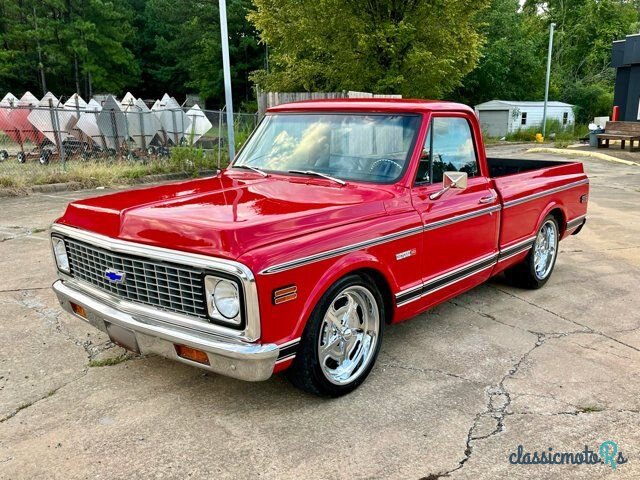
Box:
1 146 639 479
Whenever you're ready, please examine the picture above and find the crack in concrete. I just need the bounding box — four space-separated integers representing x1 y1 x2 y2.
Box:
421 332 552 479
422 289 640 479
561 245 640 253
507 408 640 417
0 286 50 293
450 299 588 339
14 289 114 360
379 362 480 384
490 286 640 353
0 370 87 424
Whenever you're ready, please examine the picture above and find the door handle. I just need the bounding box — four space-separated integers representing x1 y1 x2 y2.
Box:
479 194 497 204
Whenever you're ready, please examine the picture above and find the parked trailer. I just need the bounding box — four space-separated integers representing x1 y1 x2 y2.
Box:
0 93 18 161
74 99 107 156
121 94 162 157
153 93 191 148
5 92 47 163
27 92 79 165
185 104 213 145
96 96 128 157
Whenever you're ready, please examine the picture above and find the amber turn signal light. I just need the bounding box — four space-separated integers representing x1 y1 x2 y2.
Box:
70 302 87 319
174 344 210 365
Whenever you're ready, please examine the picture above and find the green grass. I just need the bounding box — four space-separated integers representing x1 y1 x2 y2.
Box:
577 405 605 413
88 355 131 368
505 120 589 144
0 150 225 190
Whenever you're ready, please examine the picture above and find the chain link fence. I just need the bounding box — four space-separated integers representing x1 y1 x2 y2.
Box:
0 100 259 188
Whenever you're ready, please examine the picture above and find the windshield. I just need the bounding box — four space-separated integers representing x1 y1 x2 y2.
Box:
233 113 421 183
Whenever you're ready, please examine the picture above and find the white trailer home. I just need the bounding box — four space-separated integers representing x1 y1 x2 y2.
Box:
475 100 575 138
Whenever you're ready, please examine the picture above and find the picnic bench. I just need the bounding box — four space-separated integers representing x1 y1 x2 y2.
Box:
597 121 640 152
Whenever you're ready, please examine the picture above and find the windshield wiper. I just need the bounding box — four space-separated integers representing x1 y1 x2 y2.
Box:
231 164 268 177
288 170 346 186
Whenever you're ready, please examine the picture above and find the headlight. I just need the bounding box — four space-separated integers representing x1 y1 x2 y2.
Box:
214 280 240 319
51 237 70 273
205 275 242 326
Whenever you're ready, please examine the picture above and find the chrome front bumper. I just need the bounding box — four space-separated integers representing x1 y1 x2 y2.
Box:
52 280 279 381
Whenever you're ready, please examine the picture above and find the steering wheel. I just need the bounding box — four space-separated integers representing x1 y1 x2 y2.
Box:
369 158 403 178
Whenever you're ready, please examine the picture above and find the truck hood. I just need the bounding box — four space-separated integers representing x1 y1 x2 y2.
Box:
57 171 392 260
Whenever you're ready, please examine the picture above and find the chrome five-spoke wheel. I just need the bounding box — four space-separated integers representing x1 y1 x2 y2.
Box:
505 214 560 289
318 285 380 385
288 274 384 396
533 219 558 280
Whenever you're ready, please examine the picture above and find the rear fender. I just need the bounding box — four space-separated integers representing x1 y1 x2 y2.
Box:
537 201 567 238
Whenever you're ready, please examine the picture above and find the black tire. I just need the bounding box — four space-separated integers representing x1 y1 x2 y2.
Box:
39 150 51 165
16 152 26 164
0 150 8 161
505 214 560 289
288 273 384 397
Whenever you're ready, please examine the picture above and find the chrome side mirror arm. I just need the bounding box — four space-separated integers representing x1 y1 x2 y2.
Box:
429 172 468 201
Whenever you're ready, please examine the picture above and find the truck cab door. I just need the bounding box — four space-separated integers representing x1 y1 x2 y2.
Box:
405 114 500 310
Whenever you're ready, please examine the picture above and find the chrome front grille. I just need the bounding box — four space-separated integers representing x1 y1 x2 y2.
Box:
63 237 207 319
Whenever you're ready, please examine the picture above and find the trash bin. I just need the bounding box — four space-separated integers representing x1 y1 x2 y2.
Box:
589 128 604 147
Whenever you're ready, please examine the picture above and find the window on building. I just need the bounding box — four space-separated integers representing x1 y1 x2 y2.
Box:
563 112 569 125
521 112 527 125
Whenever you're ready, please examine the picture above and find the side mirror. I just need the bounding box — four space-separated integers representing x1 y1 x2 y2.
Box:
429 171 468 200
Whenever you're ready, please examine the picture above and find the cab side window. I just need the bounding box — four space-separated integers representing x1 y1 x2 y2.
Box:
415 117 479 184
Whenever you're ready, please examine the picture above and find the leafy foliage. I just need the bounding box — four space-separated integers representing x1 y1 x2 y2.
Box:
0 0 639 119
456 0 640 121
249 0 490 98
0 0 139 96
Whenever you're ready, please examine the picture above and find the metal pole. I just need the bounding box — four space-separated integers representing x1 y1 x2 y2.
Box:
219 0 236 161
218 106 224 170
542 22 556 139
49 99 66 168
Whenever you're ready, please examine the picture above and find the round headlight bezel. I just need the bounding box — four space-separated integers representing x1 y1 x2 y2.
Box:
213 279 240 320
204 274 244 328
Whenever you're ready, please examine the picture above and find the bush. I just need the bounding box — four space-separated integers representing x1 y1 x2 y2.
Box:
505 120 588 143
169 146 214 175
564 82 614 125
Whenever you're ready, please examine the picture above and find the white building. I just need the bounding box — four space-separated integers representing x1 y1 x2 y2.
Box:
474 100 575 137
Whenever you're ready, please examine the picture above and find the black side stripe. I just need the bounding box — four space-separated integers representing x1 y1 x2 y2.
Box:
396 255 498 305
498 239 535 261
277 342 299 360
567 216 586 229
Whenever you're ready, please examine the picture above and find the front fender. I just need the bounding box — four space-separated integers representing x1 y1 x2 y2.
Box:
255 250 401 345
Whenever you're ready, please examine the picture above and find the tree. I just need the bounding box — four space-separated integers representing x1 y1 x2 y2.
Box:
453 0 547 106
249 0 490 98
141 0 263 106
0 0 140 97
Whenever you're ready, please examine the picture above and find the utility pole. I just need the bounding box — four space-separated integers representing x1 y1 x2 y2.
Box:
219 0 236 161
542 22 556 139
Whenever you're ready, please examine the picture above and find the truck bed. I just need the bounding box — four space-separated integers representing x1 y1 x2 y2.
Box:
487 157 567 178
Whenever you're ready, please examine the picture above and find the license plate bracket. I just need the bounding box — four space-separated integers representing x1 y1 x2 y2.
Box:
105 322 140 354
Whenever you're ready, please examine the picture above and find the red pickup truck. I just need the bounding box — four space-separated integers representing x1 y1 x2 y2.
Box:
50 99 589 396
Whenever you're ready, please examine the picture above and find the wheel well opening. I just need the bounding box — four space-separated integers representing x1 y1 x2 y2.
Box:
354 268 394 324
548 208 566 235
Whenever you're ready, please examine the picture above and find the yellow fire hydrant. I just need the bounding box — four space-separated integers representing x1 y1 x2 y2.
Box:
535 133 544 143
